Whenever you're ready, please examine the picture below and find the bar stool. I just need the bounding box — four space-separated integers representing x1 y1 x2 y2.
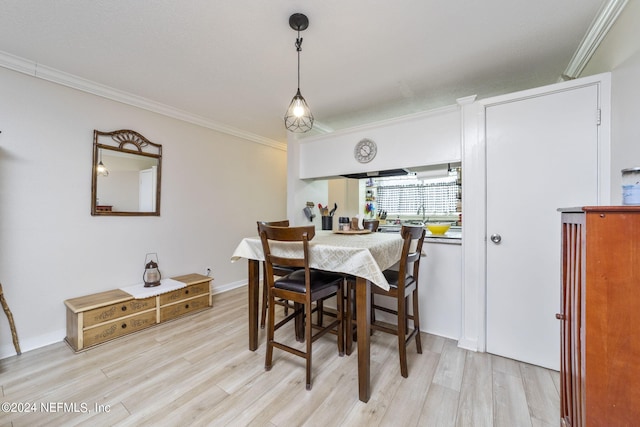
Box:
257 220 295 329
346 225 425 378
259 224 344 390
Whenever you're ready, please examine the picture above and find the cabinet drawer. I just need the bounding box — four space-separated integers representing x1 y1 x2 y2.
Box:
83 310 156 348
159 294 210 322
159 282 209 305
83 296 156 328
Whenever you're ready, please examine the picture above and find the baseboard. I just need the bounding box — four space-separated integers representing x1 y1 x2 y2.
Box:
0 328 66 360
211 280 247 295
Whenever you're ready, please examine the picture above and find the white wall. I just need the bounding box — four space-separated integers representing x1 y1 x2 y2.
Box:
582 0 640 203
0 67 287 358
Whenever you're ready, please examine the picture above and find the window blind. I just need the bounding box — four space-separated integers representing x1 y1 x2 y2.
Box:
376 178 458 215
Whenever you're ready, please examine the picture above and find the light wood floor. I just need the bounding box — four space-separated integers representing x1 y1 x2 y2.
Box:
0 287 560 426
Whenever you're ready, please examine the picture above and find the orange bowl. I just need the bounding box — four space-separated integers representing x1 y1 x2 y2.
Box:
426 223 451 235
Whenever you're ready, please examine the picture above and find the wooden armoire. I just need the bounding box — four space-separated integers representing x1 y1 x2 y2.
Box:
558 207 640 426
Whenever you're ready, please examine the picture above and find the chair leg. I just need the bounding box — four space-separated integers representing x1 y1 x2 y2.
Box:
337 283 344 357
370 293 376 327
345 281 354 355
316 299 324 326
305 300 313 390
404 296 410 330
265 287 275 371
397 293 408 378
412 289 422 354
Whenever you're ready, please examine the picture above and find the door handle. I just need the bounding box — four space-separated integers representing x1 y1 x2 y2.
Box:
490 234 502 244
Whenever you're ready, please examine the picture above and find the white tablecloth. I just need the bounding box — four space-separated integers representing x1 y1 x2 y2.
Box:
231 230 404 291
120 278 185 299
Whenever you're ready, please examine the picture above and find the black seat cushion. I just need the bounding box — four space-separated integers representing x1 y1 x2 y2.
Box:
382 269 415 289
271 264 301 275
275 269 343 294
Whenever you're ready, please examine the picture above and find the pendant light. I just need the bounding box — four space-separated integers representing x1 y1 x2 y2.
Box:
97 148 109 177
284 13 314 133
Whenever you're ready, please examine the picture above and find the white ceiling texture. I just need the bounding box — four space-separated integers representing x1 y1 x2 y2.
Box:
0 1 610 145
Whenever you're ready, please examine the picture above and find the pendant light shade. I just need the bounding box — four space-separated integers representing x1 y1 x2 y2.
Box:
284 13 314 133
285 88 314 132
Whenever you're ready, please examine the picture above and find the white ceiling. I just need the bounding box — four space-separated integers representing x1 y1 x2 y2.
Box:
0 1 608 144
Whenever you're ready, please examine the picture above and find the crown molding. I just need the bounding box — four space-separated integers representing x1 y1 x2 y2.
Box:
562 0 628 80
0 50 287 151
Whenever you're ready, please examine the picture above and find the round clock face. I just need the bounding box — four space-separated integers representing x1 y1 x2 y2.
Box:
354 139 377 163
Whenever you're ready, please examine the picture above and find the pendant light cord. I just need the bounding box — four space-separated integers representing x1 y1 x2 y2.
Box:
295 32 303 90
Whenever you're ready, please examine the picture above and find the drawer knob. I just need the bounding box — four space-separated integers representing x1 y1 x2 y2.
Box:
185 290 189 295
555 313 565 320
185 304 190 309
121 306 127 311
121 323 127 329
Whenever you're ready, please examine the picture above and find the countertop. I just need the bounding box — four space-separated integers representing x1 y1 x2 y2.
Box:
424 230 461 245
377 224 462 245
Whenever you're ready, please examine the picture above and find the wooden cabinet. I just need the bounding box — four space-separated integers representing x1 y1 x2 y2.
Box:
65 273 212 351
559 207 640 427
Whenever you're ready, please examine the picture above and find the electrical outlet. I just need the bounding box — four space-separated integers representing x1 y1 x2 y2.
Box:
205 267 212 277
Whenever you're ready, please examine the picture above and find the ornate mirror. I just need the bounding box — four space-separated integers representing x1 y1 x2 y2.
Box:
91 129 162 216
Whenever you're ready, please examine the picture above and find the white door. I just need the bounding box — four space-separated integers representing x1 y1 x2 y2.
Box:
486 84 600 370
139 166 157 211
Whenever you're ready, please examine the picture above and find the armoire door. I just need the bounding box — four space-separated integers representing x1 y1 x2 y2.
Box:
485 83 600 370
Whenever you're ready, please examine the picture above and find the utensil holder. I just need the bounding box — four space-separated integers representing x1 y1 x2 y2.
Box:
321 216 333 230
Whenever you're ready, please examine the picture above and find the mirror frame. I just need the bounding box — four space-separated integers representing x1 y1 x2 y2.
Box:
91 129 162 216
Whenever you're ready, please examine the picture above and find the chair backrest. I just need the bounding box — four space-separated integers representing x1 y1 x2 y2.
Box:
397 225 426 287
257 219 290 233
362 219 380 232
258 224 315 274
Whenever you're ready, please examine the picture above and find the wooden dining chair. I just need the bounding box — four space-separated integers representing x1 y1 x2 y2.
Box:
346 225 425 377
259 224 344 390
372 225 425 377
257 220 295 329
362 219 379 232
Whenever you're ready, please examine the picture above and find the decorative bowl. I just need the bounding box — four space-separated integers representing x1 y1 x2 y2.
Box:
426 223 451 235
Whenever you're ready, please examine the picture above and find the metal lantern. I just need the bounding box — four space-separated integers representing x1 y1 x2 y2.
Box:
143 253 161 287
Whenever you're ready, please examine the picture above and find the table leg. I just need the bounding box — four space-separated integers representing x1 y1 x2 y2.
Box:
248 259 260 351
355 276 371 402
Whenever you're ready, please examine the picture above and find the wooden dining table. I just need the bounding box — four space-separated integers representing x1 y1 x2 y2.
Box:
231 229 403 402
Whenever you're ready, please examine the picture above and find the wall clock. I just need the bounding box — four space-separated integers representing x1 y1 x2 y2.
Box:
354 138 377 163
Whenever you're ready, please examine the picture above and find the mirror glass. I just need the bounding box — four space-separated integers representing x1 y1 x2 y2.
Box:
91 130 162 216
